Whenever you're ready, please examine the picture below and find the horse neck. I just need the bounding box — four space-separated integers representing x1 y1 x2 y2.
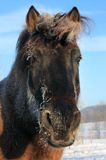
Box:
22 143 63 160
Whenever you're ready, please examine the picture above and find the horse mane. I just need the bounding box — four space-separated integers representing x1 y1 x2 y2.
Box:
16 29 30 53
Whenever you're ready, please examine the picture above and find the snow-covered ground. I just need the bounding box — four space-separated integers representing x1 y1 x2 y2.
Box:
62 139 106 160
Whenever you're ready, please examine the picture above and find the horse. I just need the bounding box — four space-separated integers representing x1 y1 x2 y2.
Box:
0 5 86 160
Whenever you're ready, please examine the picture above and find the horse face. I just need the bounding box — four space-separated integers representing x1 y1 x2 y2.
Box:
20 6 83 147
26 42 81 147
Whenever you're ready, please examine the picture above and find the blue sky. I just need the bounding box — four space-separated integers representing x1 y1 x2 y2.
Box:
0 0 106 108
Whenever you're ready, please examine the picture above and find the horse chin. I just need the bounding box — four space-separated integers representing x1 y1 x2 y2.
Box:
47 136 75 148
45 131 75 148
39 125 77 148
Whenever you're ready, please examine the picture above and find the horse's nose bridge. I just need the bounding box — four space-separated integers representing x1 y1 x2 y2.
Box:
51 77 75 98
50 62 73 94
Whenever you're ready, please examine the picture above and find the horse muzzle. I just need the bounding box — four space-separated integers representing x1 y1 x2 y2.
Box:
40 102 81 148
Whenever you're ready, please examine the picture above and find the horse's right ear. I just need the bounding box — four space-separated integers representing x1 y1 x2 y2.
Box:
26 6 40 33
67 7 81 22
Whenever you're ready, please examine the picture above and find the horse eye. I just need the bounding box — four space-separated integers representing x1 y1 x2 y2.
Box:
26 55 38 65
76 56 82 64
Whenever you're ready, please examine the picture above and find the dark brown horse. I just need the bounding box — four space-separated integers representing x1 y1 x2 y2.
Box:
0 5 86 160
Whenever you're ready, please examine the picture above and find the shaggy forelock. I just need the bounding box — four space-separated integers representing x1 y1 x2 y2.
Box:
16 12 87 54
35 12 85 42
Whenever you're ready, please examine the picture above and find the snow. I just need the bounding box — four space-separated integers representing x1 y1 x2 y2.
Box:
62 139 106 160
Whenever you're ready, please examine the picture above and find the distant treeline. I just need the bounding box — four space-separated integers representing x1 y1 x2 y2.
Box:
81 105 106 123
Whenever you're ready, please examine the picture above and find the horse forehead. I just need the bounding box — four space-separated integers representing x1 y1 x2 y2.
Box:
43 48 72 70
43 48 69 65
28 39 76 66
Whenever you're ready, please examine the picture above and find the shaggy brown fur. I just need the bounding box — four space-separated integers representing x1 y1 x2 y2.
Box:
31 8 86 43
19 144 63 160
0 5 88 160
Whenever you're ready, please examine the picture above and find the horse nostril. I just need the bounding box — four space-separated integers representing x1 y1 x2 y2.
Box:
70 139 75 145
73 110 80 116
46 112 52 126
43 111 53 128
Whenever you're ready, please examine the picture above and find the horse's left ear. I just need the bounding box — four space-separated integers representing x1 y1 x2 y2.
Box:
67 7 80 22
26 6 40 33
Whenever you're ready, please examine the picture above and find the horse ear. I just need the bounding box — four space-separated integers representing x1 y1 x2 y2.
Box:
67 7 80 22
26 6 40 33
